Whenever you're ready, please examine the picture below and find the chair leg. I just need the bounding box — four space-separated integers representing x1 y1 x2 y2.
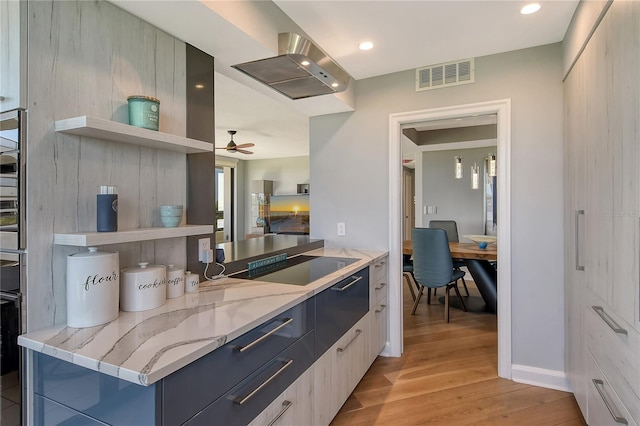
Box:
426 287 431 304
444 287 450 322
452 283 467 312
460 276 470 296
403 272 416 301
411 286 424 315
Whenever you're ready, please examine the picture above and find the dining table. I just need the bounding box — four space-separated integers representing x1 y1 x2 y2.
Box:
403 240 497 314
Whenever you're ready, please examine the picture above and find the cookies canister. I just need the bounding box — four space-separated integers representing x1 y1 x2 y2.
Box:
66 247 119 328
127 95 160 131
166 264 185 299
120 263 166 312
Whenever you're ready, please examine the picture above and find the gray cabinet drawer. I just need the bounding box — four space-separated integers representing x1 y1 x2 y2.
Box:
315 267 369 358
184 330 315 426
33 352 160 425
34 394 109 426
163 298 314 426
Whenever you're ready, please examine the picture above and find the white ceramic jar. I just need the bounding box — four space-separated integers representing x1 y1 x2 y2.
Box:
166 264 184 299
184 271 199 293
120 263 166 312
66 247 119 328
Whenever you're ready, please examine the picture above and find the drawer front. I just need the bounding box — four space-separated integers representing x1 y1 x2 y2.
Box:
585 291 640 424
33 353 159 425
163 298 314 426
315 267 369 358
372 275 387 304
371 296 388 359
371 257 387 284
34 394 109 426
587 354 638 426
184 331 315 426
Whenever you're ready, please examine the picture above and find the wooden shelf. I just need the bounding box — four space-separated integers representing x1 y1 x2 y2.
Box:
54 225 214 247
54 116 213 154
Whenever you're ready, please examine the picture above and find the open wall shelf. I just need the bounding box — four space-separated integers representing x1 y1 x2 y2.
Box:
54 225 214 247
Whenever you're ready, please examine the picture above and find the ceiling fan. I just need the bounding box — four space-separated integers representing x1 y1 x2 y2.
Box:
215 130 254 154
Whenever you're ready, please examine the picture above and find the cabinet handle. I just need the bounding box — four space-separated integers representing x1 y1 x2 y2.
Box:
234 359 293 405
337 329 362 353
267 400 293 426
235 318 293 352
592 379 628 425
375 261 386 268
375 304 387 314
375 283 387 291
331 275 363 292
575 210 585 271
592 306 627 335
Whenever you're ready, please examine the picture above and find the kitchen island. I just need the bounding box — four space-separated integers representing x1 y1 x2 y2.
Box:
18 247 388 425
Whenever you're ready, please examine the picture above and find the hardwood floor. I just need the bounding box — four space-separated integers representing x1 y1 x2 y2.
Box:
331 279 585 426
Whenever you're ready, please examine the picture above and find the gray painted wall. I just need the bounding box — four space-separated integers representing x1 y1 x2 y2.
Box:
310 43 565 372
421 147 495 239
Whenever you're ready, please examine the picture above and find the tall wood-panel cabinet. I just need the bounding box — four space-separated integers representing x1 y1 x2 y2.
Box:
565 1 640 425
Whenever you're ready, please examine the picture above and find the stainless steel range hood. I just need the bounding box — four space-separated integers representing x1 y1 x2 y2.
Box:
232 33 351 100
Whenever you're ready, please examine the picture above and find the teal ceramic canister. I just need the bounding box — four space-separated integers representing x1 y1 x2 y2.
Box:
127 95 160 131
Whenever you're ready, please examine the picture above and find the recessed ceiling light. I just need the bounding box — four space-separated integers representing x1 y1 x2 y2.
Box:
300 60 310 66
521 3 541 14
358 41 374 51
195 84 205 89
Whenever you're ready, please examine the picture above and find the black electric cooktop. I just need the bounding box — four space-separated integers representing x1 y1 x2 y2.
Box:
231 255 360 285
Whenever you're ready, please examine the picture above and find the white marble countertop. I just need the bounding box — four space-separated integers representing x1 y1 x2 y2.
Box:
18 247 386 386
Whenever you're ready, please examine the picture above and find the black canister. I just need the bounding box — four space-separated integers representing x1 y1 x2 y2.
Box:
97 185 118 232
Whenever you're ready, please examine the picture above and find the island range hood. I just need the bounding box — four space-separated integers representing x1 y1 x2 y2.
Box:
232 33 351 100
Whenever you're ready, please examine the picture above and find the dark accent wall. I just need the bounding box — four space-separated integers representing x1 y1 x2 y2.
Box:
186 44 216 278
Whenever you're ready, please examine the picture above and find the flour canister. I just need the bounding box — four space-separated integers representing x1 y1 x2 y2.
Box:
120 263 166 311
66 247 119 328
184 271 199 293
166 264 184 299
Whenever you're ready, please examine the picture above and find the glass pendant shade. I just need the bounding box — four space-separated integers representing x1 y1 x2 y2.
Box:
471 163 479 189
454 156 463 179
488 153 497 177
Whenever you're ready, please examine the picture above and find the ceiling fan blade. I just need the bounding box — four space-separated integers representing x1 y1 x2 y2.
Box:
234 143 255 149
236 149 253 154
215 147 230 150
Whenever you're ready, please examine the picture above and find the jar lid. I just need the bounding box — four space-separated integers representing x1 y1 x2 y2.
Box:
167 264 183 272
122 262 164 274
127 95 160 103
69 247 117 258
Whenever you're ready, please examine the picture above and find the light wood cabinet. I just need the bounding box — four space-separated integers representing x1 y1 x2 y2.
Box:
248 366 314 426
369 256 388 363
564 1 640 424
313 315 370 426
0 0 26 111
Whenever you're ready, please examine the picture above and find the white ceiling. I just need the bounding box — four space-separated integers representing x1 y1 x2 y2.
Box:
110 0 579 160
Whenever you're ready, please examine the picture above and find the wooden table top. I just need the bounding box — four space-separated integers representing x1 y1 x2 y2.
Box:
403 240 497 261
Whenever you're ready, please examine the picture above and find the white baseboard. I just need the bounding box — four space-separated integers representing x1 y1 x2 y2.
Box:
511 364 571 392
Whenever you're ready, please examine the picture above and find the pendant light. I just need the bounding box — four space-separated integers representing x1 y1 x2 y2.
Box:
488 153 497 177
471 163 479 189
454 156 463 179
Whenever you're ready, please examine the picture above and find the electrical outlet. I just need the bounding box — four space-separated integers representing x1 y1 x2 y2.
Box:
198 238 211 262
337 222 346 236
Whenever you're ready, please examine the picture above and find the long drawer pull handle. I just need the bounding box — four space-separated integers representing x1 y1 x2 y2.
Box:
592 379 628 425
375 283 387 291
235 318 293 352
235 359 293 405
592 306 628 335
337 329 362 353
575 210 585 271
331 275 363 292
375 304 387 314
267 400 293 426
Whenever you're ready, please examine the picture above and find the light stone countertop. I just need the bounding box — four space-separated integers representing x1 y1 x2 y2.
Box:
18 247 386 386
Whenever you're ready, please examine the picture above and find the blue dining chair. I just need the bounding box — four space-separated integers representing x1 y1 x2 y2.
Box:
429 220 470 296
411 227 467 322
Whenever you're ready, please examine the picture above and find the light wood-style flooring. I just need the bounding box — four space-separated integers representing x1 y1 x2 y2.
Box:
331 279 585 425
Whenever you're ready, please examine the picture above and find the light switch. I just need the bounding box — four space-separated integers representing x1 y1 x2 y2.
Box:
337 222 346 236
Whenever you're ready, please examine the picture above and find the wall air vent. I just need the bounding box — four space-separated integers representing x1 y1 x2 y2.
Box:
416 58 475 92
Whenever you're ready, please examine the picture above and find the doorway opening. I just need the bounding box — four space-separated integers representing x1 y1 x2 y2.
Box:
388 99 512 379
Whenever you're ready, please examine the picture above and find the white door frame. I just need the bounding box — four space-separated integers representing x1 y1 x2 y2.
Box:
387 99 512 379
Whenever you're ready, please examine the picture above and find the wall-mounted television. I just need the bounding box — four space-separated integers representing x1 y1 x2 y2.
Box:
269 194 310 235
